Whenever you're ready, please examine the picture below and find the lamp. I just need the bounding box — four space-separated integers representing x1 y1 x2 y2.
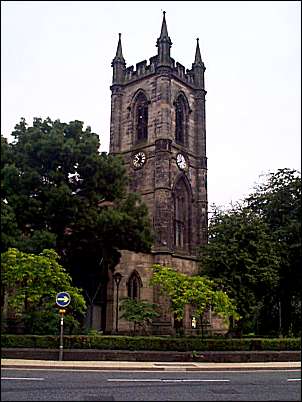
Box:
113 272 123 333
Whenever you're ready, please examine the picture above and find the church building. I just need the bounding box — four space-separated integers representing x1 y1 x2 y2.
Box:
106 12 208 335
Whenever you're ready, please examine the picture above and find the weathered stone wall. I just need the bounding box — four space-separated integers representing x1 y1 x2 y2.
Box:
108 250 201 335
3 348 300 362
110 72 207 253
107 251 154 334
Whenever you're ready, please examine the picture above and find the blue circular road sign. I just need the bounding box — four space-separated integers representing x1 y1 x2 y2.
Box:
56 292 71 307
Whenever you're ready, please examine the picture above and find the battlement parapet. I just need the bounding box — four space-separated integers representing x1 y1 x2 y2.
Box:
124 56 157 82
123 56 195 86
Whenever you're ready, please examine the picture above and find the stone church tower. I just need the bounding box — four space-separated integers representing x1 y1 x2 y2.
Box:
107 12 208 334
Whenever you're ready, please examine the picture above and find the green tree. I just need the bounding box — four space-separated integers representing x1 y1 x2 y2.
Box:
1 248 86 334
120 298 159 335
150 264 239 335
185 275 239 335
0 136 21 251
150 265 188 323
246 168 301 335
1 118 153 325
0 200 20 252
200 205 281 335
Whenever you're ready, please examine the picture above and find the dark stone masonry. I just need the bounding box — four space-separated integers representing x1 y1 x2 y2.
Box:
103 12 220 335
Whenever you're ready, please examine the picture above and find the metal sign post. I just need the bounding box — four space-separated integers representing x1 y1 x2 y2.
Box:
56 292 71 361
59 309 65 361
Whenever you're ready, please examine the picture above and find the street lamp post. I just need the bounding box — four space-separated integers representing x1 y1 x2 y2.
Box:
113 272 123 333
278 300 282 337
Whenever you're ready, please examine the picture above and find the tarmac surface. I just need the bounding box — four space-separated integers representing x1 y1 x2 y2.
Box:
1 359 301 371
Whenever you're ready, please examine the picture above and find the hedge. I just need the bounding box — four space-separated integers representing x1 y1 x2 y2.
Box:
1 335 301 351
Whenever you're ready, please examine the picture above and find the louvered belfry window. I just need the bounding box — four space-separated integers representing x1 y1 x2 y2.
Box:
175 96 186 144
136 93 148 142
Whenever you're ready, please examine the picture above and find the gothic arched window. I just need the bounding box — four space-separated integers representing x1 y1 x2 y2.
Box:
127 271 142 300
175 95 187 145
135 93 148 142
174 176 191 250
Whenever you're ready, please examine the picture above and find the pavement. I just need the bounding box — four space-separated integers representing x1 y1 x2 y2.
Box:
1 359 301 371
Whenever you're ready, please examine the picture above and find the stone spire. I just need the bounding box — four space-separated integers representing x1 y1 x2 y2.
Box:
159 10 169 40
156 11 172 68
111 33 126 85
113 33 125 63
194 38 203 65
192 38 205 88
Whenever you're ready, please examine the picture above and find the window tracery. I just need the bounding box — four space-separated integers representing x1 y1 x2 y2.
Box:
127 271 142 300
173 176 191 250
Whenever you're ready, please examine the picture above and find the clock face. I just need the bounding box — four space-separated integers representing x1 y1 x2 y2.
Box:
132 151 146 169
176 153 187 170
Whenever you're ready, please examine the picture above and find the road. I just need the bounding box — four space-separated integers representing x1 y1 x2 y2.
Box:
1 368 301 401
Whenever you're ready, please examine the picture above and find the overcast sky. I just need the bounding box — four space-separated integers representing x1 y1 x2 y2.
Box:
1 1 301 208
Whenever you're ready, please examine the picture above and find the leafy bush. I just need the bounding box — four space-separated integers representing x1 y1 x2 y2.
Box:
120 298 159 335
1 335 300 351
1 335 58 348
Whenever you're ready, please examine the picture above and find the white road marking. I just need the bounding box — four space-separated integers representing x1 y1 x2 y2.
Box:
287 378 301 382
108 379 160 382
107 379 230 383
162 379 230 382
2 377 45 381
